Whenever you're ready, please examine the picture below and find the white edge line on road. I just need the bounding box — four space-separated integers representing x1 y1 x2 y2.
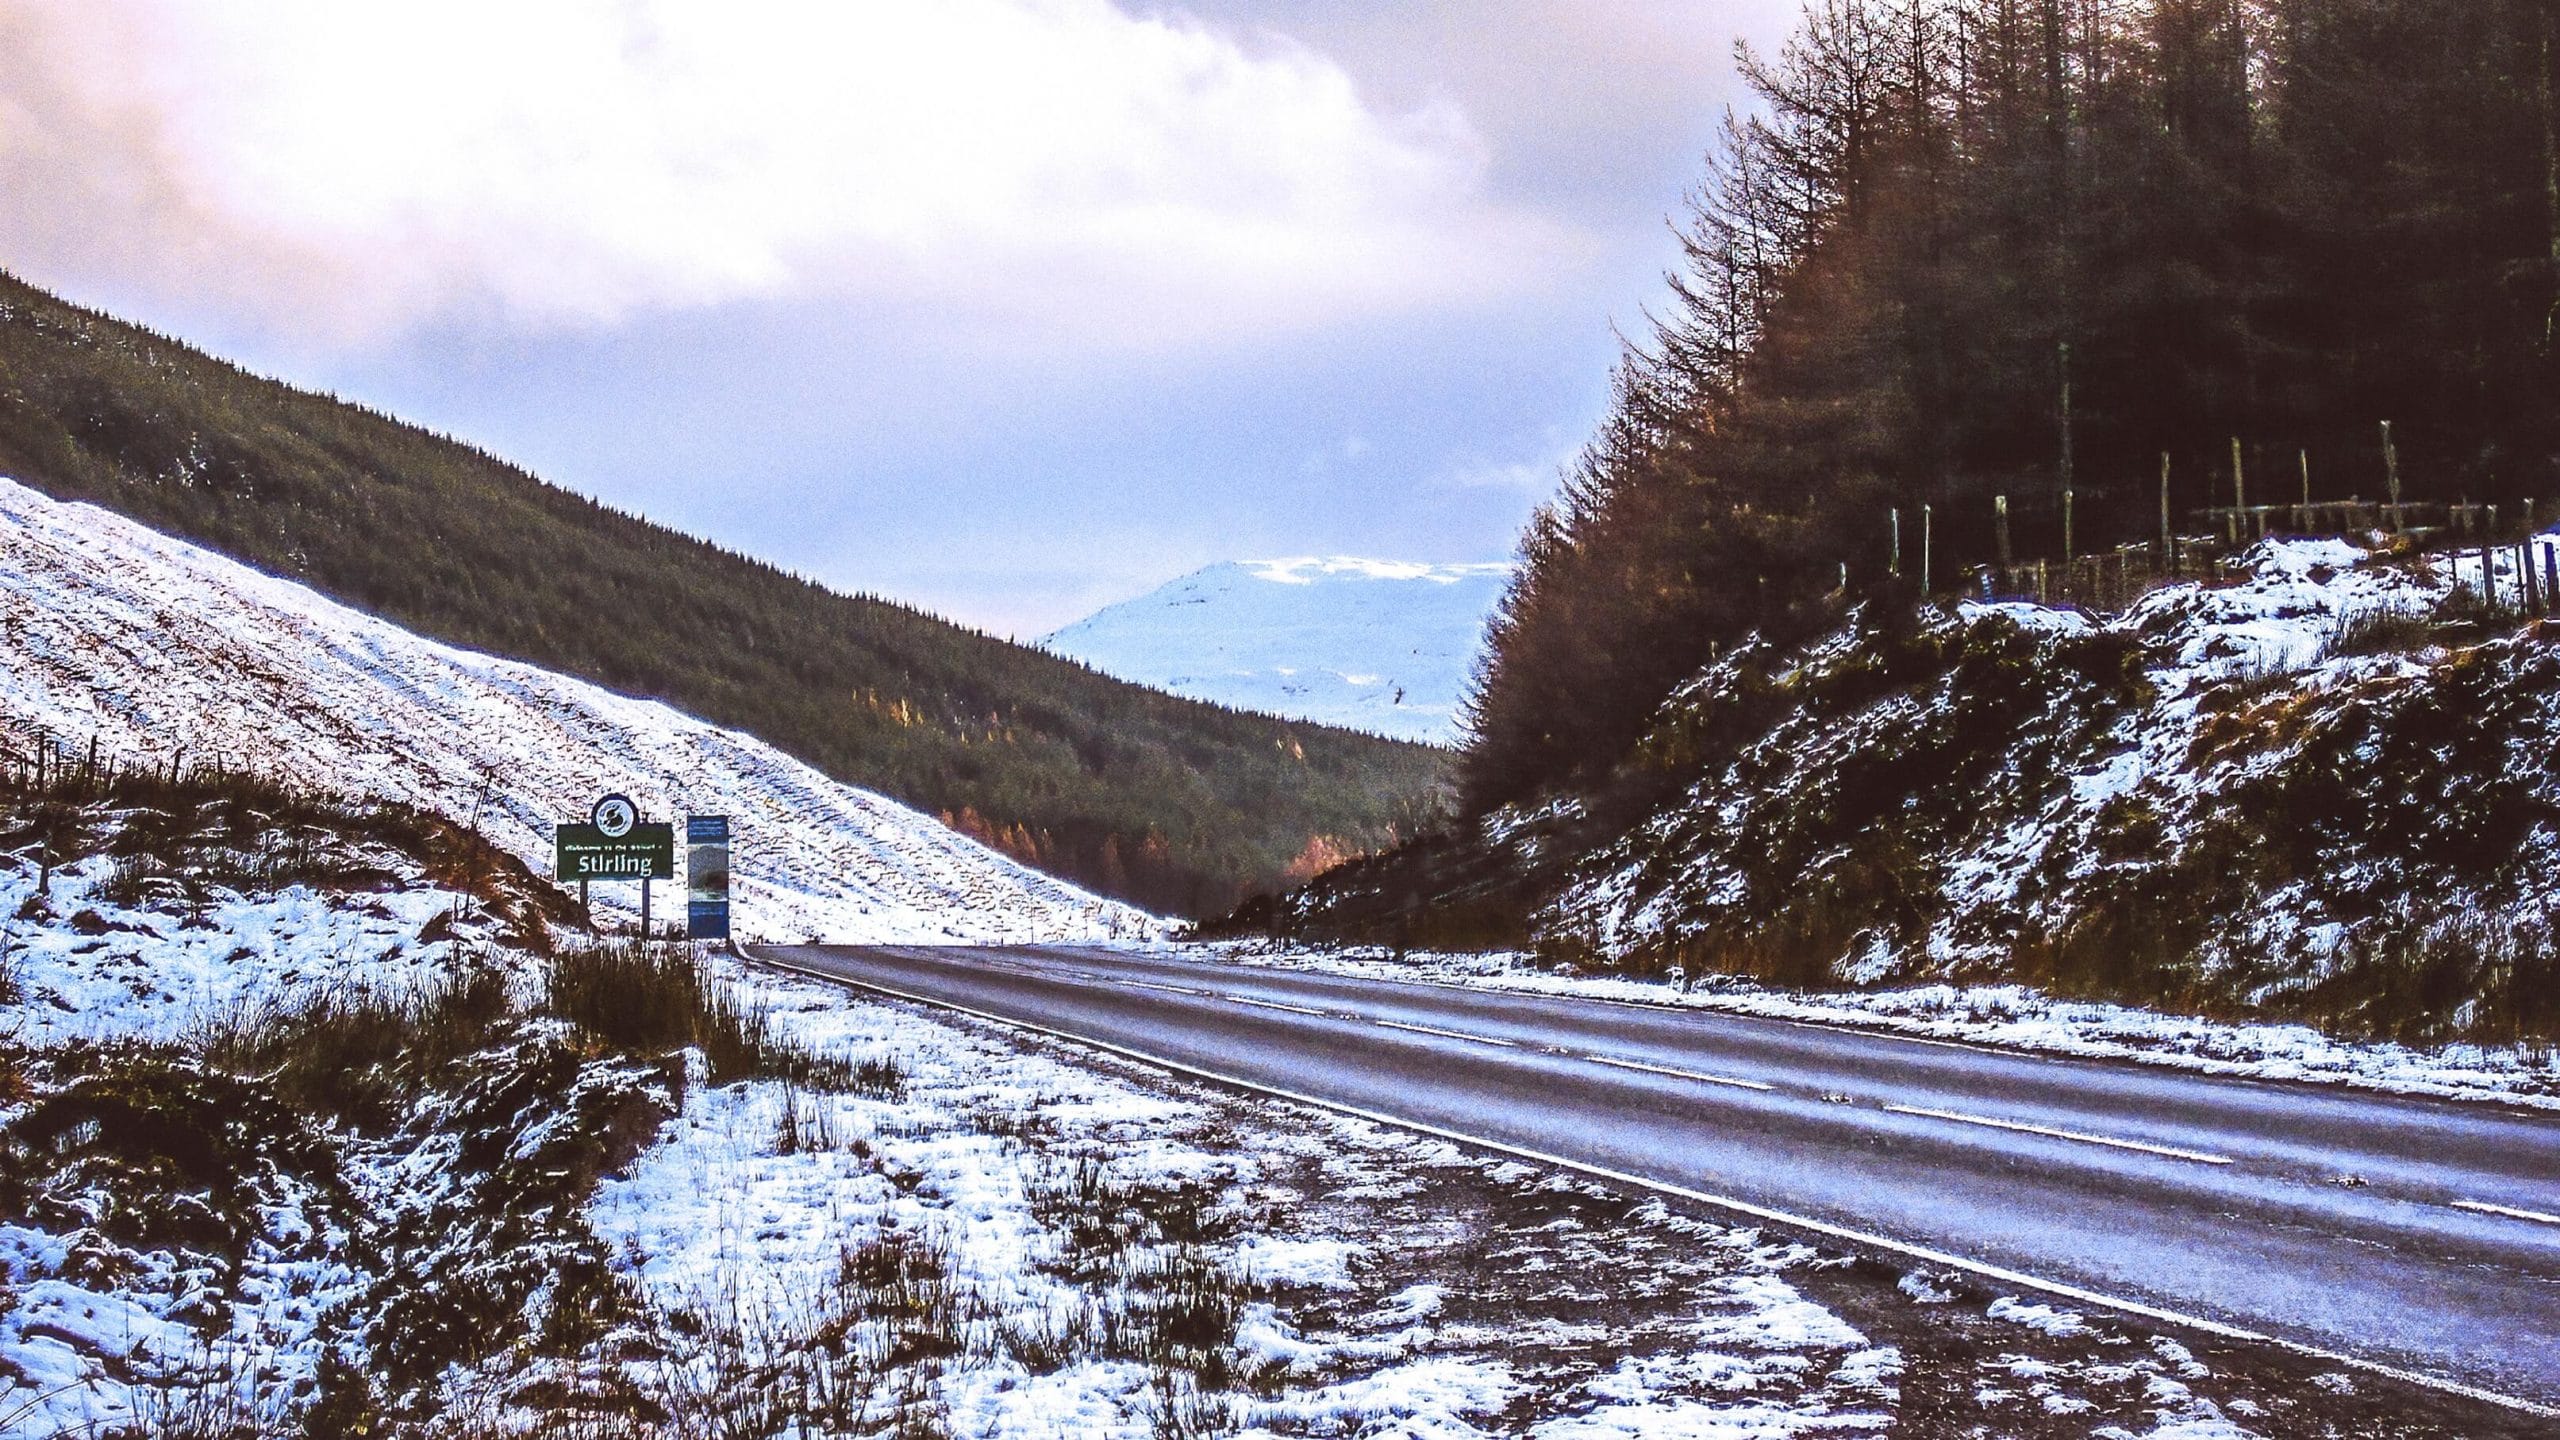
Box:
1584 1054 1777 1092
747 952 2560 1421
1884 1103 2236 1167
2453 1199 2560 1227
1376 1018 1519 1047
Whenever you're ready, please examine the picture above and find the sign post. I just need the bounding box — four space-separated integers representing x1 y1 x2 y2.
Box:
687 815 730 941
556 792 673 937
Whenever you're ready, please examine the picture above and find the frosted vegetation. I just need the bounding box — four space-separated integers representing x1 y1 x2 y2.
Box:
1271 539 2560 1054
1551 539 2560 1048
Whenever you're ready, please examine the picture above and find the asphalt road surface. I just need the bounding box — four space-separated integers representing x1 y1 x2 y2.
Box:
752 942 2560 1410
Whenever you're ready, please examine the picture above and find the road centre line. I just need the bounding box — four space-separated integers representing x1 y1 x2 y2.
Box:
746 951 2557 1420
1123 980 1207 997
1232 958 2032 1059
2453 1199 2560 1227
1158 990 1773 1084
1374 1018 1519 1047
1885 1103 2234 1166
1230 996 1331 1017
1584 1054 1777 1092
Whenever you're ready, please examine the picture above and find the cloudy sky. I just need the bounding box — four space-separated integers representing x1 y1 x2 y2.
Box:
0 0 1797 636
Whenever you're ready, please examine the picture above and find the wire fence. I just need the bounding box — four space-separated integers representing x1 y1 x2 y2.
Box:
1962 498 2560 617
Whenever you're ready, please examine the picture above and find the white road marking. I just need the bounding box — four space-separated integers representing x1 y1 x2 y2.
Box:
749 951 2558 1421
1377 1019 1519 1047
2453 1199 2560 1227
1885 1103 2233 1166
1230 996 1330 1017
1124 980 1206 997
1585 1054 1776 1092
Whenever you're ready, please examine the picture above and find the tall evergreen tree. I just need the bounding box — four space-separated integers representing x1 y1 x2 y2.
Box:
1463 0 2560 816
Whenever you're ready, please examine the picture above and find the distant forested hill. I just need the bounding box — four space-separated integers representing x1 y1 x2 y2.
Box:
0 270 1444 917
1465 0 2560 814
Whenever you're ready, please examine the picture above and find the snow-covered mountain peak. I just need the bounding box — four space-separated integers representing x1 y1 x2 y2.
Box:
1043 556 1514 745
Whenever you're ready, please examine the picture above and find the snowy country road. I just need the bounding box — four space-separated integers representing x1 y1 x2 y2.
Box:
752 942 2560 1410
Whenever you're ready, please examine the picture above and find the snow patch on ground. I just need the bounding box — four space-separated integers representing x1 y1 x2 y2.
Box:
0 847 507 1434
1 854 493 1048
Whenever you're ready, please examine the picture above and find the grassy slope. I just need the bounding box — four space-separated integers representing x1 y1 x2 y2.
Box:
0 271 1443 916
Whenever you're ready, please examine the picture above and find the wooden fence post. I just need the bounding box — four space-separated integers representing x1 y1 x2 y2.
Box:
2058 340 2075 504
1922 504 1933 594
2158 454 2172 555
1890 507 1902 577
2382 421 2403 531
1996 494 2013 567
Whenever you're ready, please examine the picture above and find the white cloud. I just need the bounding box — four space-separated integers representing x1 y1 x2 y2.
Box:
0 0 1585 349
1432 442 1577 496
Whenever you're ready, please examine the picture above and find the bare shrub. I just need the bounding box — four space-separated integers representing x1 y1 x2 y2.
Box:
2323 603 2442 659
1103 1244 1253 1392
547 942 899 1093
773 1077 855 1155
189 964 515 1127
2316 908 2560 1051
998 1297 1102 1374
1138 1373 1243 1440
646 1229 965 1438
1028 1155 1148 1277
119 1347 281 1440
1026 1156 1258 1402
92 852 182 909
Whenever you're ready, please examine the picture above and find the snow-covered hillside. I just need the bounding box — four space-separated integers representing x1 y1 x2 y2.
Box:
1542 537 2560 1038
1273 535 2560 1047
0 477 1156 943
1042 557 1510 745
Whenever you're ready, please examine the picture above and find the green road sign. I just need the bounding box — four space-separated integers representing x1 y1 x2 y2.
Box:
556 821 673 881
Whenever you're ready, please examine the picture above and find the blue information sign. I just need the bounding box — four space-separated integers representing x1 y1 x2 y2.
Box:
686 815 730 940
